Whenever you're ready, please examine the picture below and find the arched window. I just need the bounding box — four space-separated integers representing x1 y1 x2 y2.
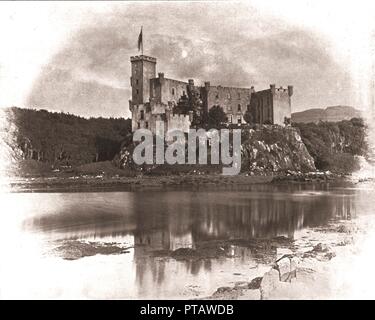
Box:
238 104 241 112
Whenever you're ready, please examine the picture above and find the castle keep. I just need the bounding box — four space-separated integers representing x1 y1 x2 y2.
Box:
129 54 293 134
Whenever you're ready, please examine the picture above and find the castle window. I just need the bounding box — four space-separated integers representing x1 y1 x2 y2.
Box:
238 104 241 112
137 122 140 129
172 88 175 95
136 89 139 95
237 116 242 124
228 115 232 123
140 110 144 120
136 79 139 85
145 121 149 129
216 94 219 99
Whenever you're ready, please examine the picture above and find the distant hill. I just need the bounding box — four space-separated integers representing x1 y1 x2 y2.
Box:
292 106 362 123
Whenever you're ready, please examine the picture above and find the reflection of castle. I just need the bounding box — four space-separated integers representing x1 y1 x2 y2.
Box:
129 54 293 135
134 229 194 252
131 189 357 293
131 189 356 253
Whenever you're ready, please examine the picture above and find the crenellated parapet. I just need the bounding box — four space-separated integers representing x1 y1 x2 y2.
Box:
130 55 157 63
128 51 293 131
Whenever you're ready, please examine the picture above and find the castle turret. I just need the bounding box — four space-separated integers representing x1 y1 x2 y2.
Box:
288 85 293 97
270 84 276 95
130 55 157 105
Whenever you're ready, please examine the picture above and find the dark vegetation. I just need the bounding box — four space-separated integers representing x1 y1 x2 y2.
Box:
5 107 131 167
207 105 228 128
172 87 205 127
293 118 367 173
4 107 368 177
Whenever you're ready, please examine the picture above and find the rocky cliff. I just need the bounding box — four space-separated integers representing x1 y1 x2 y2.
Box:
116 125 316 174
240 126 316 173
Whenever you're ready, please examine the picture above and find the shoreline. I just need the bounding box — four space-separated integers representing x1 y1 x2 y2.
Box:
5 171 346 193
202 218 360 300
46 215 361 300
4 174 370 299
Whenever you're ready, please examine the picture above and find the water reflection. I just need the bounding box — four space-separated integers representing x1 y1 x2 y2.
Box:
20 183 360 298
24 186 357 247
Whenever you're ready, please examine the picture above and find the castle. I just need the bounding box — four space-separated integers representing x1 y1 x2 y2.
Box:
129 54 293 135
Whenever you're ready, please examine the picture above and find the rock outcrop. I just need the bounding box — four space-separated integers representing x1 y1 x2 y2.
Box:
116 125 316 174
241 125 316 173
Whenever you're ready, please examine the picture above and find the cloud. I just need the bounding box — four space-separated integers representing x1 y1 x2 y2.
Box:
26 2 356 118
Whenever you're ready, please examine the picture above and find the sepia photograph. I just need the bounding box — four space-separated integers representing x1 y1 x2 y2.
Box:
0 0 375 305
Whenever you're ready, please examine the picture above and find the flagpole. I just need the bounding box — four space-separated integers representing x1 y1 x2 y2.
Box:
142 26 144 56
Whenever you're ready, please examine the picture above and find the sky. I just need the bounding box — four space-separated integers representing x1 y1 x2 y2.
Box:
0 0 374 118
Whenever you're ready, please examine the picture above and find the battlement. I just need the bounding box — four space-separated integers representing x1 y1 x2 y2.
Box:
129 51 293 131
130 55 157 63
169 113 191 121
270 84 293 96
275 87 288 93
206 84 251 91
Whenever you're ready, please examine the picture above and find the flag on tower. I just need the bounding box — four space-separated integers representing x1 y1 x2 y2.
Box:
138 27 143 54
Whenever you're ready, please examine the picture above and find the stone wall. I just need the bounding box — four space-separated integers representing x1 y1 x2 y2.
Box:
130 103 153 132
250 89 273 124
203 83 252 124
129 54 293 131
130 55 156 105
166 112 191 134
150 74 189 106
250 85 292 126
272 86 292 125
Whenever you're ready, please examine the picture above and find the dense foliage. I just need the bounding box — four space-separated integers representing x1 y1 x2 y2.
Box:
5 107 131 166
293 118 367 173
207 105 227 129
172 88 204 127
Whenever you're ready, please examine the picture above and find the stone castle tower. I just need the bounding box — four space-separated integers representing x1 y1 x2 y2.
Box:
129 55 192 136
129 53 293 134
130 55 156 106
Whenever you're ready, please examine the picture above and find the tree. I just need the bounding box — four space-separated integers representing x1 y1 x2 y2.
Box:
208 105 227 128
173 89 204 128
243 109 253 124
188 88 204 127
173 94 189 114
284 117 291 126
